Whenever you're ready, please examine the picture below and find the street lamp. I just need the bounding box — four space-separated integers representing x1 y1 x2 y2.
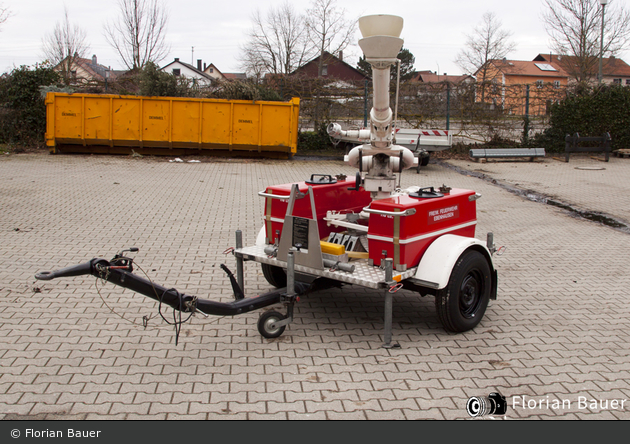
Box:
599 0 608 85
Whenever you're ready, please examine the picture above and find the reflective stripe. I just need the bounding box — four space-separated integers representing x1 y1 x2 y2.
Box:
367 220 477 244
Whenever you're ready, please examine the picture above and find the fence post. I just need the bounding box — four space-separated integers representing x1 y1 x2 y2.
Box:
523 85 530 145
446 83 451 131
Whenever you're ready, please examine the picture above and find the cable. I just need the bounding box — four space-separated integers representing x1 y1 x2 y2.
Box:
96 256 228 345
157 287 194 346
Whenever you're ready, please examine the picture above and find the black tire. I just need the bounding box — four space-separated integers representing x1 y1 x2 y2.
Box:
257 310 286 338
420 154 430 167
261 263 286 288
435 250 492 332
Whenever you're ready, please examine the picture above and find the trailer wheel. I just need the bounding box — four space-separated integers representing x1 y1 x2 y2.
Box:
435 250 491 332
420 154 430 167
261 264 287 288
258 310 286 339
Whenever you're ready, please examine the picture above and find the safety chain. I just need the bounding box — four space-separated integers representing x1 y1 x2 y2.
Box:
389 283 403 293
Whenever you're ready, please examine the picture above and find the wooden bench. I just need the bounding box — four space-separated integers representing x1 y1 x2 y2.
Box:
565 133 611 162
469 148 546 162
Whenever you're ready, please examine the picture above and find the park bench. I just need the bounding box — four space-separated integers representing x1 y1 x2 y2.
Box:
469 148 546 162
564 133 611 162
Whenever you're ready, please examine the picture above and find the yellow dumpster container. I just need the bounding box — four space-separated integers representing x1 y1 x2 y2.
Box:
45 93 300 157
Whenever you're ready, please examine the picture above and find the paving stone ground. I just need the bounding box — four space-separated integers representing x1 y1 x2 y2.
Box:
0 152 629 420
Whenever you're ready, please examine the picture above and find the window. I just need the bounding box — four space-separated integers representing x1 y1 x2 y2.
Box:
553 80 561 89
536 80 544 88
613 78 622 85
535 63 557 72
626 79 630 85
173 68 180 76
322 64 328 76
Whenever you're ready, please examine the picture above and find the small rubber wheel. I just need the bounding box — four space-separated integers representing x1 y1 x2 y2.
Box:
435 250 492 332
420 154 430 167
257 310 286 338
261 264 287 288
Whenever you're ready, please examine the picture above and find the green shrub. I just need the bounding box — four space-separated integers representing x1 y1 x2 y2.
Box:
534 85 630 152
209 80 282 102
0 63 61 146
297 124 334 152
138 62 192 97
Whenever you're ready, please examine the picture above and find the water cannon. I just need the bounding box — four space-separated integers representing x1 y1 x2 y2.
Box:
343 14 415 200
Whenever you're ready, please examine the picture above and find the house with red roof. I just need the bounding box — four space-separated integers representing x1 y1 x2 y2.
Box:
534 54 630 87
475 58 569 115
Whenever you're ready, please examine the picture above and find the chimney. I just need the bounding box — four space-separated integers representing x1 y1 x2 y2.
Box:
204 63 207 71
92 54 97 65
197 59 202 71
175 57 179 62
338 50 343 62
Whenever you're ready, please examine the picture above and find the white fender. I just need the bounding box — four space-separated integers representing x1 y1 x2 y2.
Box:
256 225 267 246
414 234 495 290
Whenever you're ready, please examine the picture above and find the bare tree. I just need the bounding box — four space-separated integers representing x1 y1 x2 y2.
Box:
104 0 169 70
455 12 516 91
41 7 89 84
305 0 357 77
240 2 314 80
542 0 630 86
0 3 11 29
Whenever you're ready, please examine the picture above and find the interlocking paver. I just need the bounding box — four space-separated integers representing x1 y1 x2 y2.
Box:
1 153 629 420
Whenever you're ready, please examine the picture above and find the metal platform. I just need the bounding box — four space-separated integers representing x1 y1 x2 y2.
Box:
235 245 417 289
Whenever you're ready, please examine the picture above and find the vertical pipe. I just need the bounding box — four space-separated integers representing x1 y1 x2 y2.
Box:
236 230 244 292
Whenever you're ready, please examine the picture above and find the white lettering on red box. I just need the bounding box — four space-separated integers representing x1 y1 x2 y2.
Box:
428 205 459 225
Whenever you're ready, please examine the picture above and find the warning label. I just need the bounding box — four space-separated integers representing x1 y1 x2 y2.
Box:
428 205 459 224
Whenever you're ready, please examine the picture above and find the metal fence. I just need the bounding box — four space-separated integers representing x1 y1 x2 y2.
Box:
273 77 568 144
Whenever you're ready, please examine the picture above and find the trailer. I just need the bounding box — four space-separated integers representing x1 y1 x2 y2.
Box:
35 14 498 347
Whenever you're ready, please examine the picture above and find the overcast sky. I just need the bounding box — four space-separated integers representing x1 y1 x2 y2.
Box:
1 0 628 76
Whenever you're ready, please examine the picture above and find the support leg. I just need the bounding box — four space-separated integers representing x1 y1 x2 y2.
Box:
236 230 244 292
382 258 400 349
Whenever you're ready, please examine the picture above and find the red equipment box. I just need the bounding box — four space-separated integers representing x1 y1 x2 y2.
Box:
263 176 372 245
367 188 477 270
